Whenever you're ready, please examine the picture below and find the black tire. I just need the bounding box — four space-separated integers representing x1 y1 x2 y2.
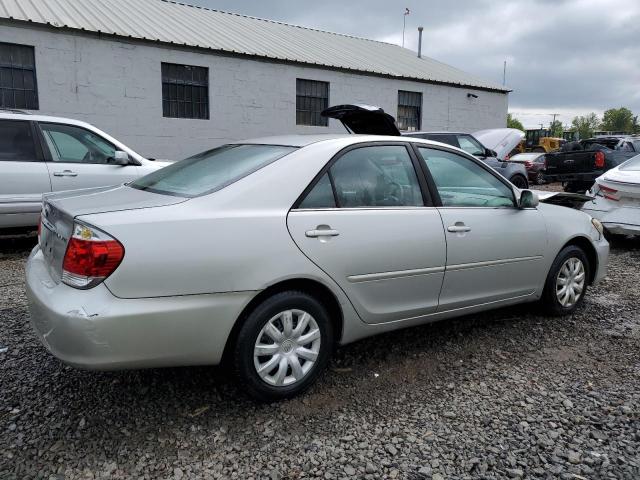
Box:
233 291 334 402
510 174 529 189
540 245 590 316
535 171 546 185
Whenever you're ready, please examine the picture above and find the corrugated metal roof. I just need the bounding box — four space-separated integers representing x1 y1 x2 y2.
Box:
0 0 510 92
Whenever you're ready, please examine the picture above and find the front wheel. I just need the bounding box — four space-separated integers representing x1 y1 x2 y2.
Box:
535 171 546 185
510 174 529 189
540 246 589 316
233 291 334 402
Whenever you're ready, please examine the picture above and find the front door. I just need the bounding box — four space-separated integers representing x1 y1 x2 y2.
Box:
287 143 446 324
415 146 547 311
0 120 50 227
39 122 140 192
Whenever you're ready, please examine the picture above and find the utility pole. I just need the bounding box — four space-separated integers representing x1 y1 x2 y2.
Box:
402 8 410 47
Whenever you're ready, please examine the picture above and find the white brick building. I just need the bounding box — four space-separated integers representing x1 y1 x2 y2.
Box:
0 0 510 159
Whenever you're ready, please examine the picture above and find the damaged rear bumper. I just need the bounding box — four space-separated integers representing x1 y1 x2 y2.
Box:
25 247 255 370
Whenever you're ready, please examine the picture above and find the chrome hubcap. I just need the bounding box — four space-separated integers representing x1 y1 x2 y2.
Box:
253 309 321 387
556 257 585 307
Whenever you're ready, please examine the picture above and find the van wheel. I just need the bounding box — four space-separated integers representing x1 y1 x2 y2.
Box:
540 245 589 316
233 291 333 402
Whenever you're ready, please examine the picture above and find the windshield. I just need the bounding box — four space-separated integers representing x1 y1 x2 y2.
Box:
619 154 640 171
456 135 486 156
130 144 297 197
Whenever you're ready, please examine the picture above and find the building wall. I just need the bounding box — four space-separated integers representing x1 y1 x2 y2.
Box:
0 23 509 159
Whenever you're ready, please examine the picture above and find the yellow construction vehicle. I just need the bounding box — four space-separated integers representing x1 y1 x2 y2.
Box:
517 129 565 153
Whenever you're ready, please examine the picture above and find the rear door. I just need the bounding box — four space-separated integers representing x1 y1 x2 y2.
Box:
38 122 140 191
287 142 446 324
0 119 50 227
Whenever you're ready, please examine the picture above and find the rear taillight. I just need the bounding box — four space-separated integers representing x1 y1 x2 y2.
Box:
594 151 605 169
597 184 619 201
62 222 124 289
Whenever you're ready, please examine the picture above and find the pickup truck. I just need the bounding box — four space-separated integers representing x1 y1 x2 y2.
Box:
544 136 640 192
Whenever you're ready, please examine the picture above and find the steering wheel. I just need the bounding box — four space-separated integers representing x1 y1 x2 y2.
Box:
385 181 403 205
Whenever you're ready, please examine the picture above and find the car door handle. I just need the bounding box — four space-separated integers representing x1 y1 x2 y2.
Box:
447 224 471 233
53 170 78 177
305 229 340 238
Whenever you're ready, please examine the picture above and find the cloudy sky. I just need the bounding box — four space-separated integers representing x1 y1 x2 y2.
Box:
190 0 639 128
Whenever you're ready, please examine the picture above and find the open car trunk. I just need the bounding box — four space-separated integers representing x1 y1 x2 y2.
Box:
321 104 401 136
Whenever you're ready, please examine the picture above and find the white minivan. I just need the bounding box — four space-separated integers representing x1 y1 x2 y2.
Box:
0 111 170 230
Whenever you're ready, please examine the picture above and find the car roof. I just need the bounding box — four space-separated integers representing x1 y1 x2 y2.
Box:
406 131 468 135
510 152 543 159
0 110 98 130
234 134 461 149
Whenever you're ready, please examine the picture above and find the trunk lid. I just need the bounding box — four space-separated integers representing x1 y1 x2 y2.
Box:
321 104 401 136
472 128 525 160
40 185 187 282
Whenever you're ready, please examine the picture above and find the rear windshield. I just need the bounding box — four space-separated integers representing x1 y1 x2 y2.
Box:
130 144 297 197
619 154 640 171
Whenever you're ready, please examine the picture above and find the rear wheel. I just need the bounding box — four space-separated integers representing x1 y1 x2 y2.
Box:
233 291 334 402
540 245 589 316
535 171 546 185
510 174 529 189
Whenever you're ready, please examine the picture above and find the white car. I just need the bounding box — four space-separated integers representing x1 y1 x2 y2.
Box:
0 111 170 230
583 153 640 236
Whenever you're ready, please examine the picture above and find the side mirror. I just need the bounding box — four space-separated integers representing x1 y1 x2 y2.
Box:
112 150 130 165
518 189 539 209
485 148 497 158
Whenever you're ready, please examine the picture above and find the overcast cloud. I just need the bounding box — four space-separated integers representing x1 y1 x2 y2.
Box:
189 0 639 128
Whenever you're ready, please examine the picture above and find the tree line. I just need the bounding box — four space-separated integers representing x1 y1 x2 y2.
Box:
507 108 640 139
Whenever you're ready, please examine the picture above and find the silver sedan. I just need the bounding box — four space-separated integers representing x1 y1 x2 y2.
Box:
26 134 609 401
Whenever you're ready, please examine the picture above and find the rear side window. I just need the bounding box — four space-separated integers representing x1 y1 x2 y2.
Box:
0 120 36 161
131 144 297 197
299 173 336 209
298 145 424 208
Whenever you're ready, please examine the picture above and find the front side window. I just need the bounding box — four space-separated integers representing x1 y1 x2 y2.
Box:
0 120 36 161
418 147 514 208
0 42 38 110
131 144 297 197
296 79 329 126
40 123 117 164
397 90 422 131
456 135 485 156
161 63 209 120
300 145 423 208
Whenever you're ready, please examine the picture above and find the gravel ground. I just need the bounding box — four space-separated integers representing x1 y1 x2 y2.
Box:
1 229 639 480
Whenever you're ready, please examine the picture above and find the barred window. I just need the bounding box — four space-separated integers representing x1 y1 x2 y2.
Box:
296 79 329 126
0 43 38 110
397 90 422 131
161 63 209 120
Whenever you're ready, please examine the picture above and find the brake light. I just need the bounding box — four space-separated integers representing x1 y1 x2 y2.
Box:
598 184 619 201
62 222 124 289
594 151 605 169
